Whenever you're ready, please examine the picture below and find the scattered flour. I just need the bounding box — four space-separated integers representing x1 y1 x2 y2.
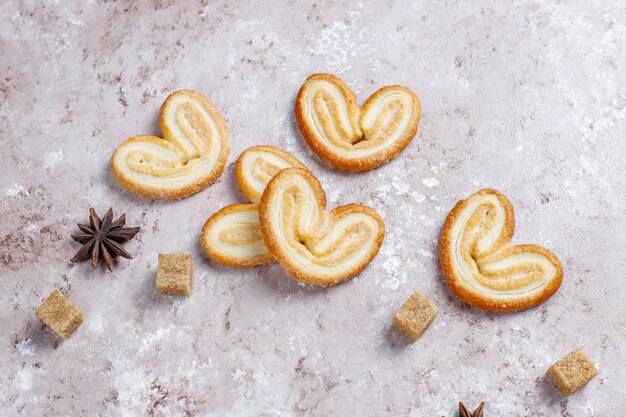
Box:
198 4 210 17
69 18 84 26
417 248 434 258
381 277 400 290
376 183 391 199
430 162 447 173
381 256 401 274
44 149 64 169
411 192 426 203
579 154 598 174
5 183 29 197
325 185 341 204
418 214 436 226
252 366 271 386
233 368 246 381
139 324 175 353
87 311 105 334
243 89 258 100
310 9 370 71
392 179 410 196
515 141 536 152
16 338 34 357
311 21 352 66
13 368 32 390
112 368 149 414
422 178 439 188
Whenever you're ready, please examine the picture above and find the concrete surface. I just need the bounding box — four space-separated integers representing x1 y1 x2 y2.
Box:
1 0 625 416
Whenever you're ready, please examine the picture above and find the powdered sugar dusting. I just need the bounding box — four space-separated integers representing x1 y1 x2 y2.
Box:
16 338 34 357
1 1 624 415
422 178 439 188
43 149 64 169
5 183 29 197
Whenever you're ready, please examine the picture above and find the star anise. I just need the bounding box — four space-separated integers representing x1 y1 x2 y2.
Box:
70 208 140 271
459 402 484 417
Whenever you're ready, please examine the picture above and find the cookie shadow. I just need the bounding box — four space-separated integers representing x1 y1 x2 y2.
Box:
224 161 245 203
100 158 165 210
254 262 329 296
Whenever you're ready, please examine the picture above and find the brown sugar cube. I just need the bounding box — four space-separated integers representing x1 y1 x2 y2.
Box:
547 348 598 396
35 290 84 339
156 253 194 296
393 291 437 341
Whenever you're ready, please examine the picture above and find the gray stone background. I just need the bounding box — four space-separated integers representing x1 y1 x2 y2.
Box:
1 1 625 416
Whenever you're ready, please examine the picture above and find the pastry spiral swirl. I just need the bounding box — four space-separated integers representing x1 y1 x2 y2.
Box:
201 146 307 267
295 73 421 171
110 90 229 199
439 189 563 312
259 168 385 286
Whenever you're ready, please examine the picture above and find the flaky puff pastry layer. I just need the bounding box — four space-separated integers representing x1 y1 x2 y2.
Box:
295 73 421 171
201 146 307 267
439 189 563 312
110 90 229 199
259 168 385 286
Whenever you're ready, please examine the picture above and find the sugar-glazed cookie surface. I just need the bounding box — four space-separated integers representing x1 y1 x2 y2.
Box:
201 146 307 267
439 189 563 312
295 73 421 171
110 90 229 199
235 145 308 204
259 168 385 286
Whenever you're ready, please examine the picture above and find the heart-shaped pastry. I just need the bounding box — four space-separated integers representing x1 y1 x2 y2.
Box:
110 90 229 199
259 168 385 286
201 146 307 267
295 73 421 171
439 189 563 312
235 145 308 204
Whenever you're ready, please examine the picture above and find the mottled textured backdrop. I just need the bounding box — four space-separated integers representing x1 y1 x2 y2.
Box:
1 1 625 416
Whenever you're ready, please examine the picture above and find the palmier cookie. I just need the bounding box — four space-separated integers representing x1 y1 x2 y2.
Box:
201 146 307 267
259 168 385 286
439 189 563 312
110 90 229 199
295 73 421 171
